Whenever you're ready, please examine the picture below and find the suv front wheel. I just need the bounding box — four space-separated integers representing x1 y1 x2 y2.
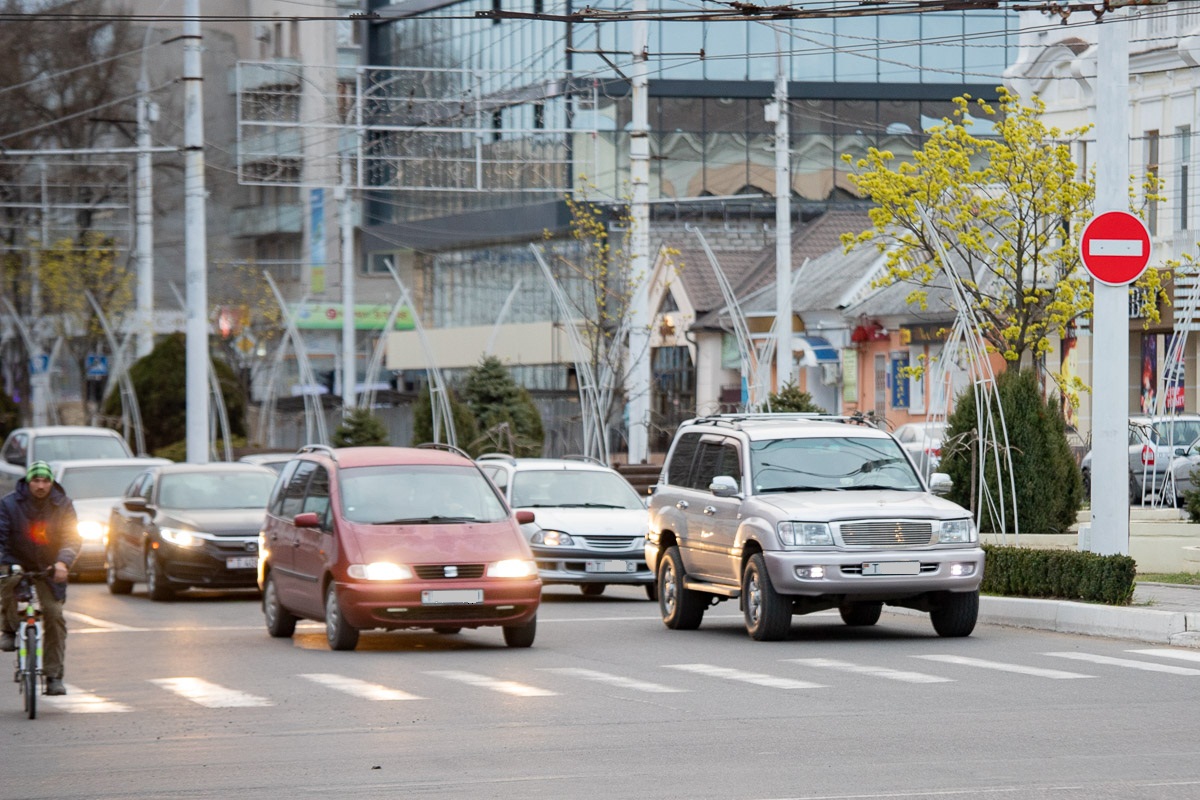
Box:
658 546 706 630
930 590 979 637
742 553 791 641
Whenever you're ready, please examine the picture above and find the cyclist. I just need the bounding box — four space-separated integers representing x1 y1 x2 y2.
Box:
0 460 80 696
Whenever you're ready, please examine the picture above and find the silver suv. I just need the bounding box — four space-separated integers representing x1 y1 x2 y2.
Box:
646 414 984 641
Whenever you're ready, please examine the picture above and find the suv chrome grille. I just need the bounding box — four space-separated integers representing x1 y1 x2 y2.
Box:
413 564 486 579
839 521 933 547
575 535 642 551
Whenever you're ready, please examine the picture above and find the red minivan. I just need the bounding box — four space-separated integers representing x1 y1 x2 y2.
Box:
258 444 541 650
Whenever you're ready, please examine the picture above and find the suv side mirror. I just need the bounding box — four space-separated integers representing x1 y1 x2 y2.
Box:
293 512 320 528
709 475 740 498
929 473 953 496
515 510 535 525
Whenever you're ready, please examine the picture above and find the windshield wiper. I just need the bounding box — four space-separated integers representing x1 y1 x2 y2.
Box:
556 502 626 508
373 515 478 524
841 484 915 491
757 485 836 493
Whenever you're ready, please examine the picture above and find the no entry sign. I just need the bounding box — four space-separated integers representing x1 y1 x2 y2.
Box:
1079 210 1152 285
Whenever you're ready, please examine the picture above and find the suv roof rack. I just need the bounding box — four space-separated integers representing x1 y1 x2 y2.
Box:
417 442 472 459
562 454 605 466
476 452 518 464
688 412 888 430
298 443 337 461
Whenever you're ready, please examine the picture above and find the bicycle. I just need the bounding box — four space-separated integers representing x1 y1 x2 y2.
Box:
4 565 52 719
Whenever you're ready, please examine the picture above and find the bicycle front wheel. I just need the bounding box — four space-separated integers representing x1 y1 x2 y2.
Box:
23 627 37 720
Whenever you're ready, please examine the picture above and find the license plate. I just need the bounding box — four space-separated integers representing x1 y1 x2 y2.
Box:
421 589 483 605
226 556 258 570
585 560 634 573
861 561 920 576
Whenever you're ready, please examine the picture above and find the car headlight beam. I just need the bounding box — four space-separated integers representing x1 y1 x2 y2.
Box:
347 562 414 581
160 527 206 547
530 530 575 547
486 559 538 578
77 519 107 542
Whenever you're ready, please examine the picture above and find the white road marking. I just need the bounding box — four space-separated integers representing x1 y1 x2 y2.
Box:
42 685 132 713
538 667 686 693
786 658 952 684
665 663 824 689
63 610 142 632
914 654 1093 679
1128 648 1200 664
424 670 557 697
298 673 422 701
150 677 273 707
1046 651 1200 675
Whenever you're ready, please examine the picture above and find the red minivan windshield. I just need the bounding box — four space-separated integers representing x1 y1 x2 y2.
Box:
339 464 509 525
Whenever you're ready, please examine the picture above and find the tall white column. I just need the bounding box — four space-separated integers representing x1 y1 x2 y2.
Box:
338 160 356 413
1088 11 1131 555
136 84 155 360
625 2 651 464
773 31 792 392
183 0 209 463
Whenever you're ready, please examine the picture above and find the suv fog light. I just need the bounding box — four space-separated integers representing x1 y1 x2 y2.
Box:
795 565 825 579
949 563 975 577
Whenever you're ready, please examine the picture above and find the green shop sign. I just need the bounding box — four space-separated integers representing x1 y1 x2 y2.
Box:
292 303 415 331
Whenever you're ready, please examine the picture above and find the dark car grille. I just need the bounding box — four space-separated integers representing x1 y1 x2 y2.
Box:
413 564 486 579
575 535 643 551
839 521 933 547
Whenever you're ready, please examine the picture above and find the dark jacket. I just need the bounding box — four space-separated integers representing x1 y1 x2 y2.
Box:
0 479 80 601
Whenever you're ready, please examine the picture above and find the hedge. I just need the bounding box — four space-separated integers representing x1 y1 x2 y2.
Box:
980 544 1136 606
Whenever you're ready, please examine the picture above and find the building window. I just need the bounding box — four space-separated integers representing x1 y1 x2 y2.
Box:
492 109 502 142
533 102 545 130
1146 130 1159 235
1180 126 1191 231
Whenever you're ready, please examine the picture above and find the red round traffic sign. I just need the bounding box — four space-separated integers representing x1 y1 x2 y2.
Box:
1079 210 1151 285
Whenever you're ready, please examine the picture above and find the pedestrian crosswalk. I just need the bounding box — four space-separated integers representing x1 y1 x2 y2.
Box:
34 647 1200 714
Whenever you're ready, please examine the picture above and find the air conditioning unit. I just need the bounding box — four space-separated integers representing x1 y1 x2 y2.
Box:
821 363 841 386
254 23 272 42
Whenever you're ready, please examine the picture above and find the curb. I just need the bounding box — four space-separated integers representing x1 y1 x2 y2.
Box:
887 596 1200 648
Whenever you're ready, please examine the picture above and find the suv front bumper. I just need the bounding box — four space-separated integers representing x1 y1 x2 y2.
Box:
764 546 985 597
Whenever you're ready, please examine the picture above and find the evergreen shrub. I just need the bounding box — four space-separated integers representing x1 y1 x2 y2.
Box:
333 407 389 447
980 544 1136 605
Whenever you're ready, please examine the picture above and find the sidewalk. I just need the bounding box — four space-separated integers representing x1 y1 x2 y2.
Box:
973 582 1200 648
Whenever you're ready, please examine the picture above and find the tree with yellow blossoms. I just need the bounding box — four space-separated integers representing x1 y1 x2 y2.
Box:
841 89 1107 372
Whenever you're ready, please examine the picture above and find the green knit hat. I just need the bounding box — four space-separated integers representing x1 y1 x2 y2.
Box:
26 461 53 482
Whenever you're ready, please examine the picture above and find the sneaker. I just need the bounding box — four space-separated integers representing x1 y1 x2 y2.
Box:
0 631 14 652
45 678 66 696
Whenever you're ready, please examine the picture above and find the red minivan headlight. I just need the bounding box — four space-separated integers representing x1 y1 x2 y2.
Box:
486 559 538 578
347 562 414 581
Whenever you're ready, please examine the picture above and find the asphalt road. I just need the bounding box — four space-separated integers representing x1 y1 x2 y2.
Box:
5 582 1200 800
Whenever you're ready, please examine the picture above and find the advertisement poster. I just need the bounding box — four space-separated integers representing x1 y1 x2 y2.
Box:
890 351 910 409
1166 333 1186 411
1140 334 1157 413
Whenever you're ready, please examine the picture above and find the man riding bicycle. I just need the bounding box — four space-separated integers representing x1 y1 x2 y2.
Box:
0 460 80 696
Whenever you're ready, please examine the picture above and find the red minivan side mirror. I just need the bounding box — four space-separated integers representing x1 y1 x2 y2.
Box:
515 510 535 525
293 512 320 528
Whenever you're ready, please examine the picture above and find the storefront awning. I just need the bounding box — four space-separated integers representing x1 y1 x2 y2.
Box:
794 335 839 367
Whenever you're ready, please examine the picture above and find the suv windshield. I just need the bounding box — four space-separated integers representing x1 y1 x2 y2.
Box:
59 465 149 499
750 436 921 493
511 470 644 509
33 435 129 462
340 464 509 524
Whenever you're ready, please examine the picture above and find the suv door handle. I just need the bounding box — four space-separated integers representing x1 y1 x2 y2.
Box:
703 506 717 515
675 500 689 510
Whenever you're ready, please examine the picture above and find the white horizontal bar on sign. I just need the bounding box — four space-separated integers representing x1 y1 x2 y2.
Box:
1089 238 1144 257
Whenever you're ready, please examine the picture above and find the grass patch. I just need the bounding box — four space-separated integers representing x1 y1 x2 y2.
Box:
1137 571 1200 586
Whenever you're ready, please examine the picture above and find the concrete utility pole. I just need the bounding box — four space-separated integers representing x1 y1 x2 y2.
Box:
135 77 156 360
772 28 793 391
338 159 356 413
1088 9 1131 555
183 0 210 463
625 0 651 465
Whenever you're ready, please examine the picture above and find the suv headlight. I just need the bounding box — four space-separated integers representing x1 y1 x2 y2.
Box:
530 530 575 547
936 519 976 544
778 521 833 546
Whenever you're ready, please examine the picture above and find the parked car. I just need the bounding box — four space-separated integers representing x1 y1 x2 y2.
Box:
892 421 947 477
1162 436 1200 507
49 457 172 579
237 452 293 474
1080 414 1200 504
258 445 541 651
477 454 655 599
646 413 984 641
0 425 133 495
105 462 278 600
